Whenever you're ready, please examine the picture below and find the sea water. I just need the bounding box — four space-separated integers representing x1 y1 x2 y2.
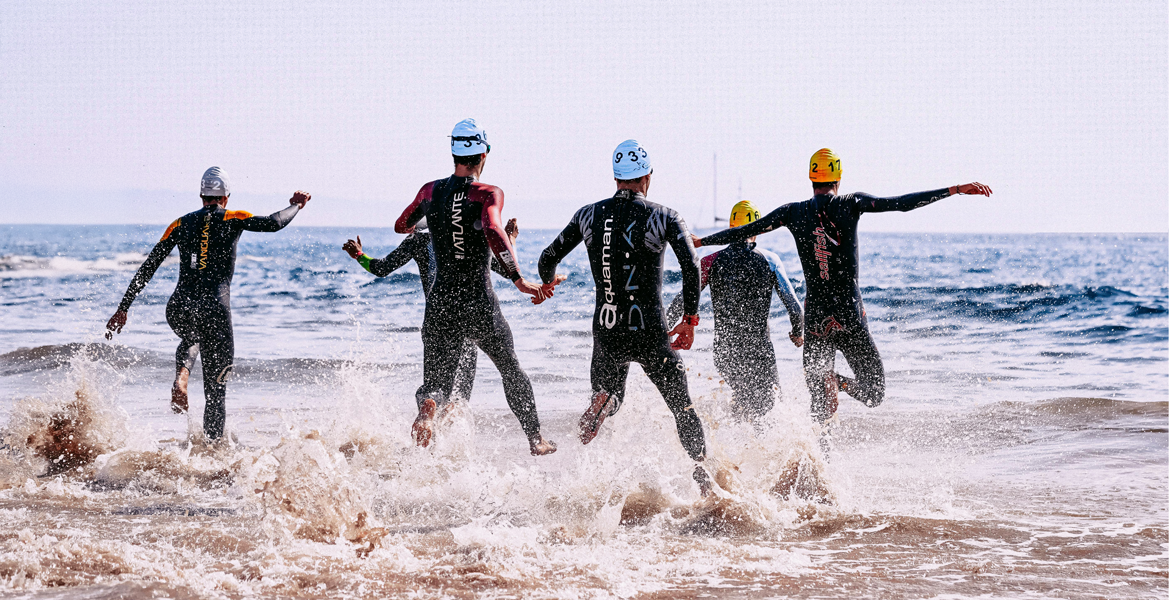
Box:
0 224 1165 598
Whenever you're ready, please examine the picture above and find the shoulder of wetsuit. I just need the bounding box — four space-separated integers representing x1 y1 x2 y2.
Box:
755 247 784 269
468 181 503 201
160 218 182 241
223 210 254 221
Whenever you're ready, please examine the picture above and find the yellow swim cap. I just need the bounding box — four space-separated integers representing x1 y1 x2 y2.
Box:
729 200 760 228
809 148 842 183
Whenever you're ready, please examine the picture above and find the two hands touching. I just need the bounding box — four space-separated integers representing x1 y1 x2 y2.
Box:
342 218 567 305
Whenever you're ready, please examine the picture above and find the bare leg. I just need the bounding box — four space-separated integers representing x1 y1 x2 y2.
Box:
172 368 190 414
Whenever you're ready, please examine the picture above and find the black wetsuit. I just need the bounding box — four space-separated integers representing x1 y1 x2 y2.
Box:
700 189 952 422
358 230 511 404
666 241 804 419
538 189 706 461
394 175 542 439
117 203 300 439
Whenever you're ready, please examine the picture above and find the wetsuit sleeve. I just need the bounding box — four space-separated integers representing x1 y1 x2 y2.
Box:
395 183 432 234
851 188 952 214
116 222 179 312
538 209 585 284
233 204 300 232
479 186 522 281
668 212 701 317
700 202 795 246
764 251 804 334
363 233 420 277
489 256 509 278
666 252 714 324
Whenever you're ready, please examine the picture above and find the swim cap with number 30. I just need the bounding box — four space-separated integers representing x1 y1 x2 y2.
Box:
809 148 842 183
613 139 652 180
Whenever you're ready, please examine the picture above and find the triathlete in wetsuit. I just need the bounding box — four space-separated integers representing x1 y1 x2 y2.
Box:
538 140 712 491
341 219 521 405
666 200 804 420
695 148 991 423
393 119 558 456
105 167 310 441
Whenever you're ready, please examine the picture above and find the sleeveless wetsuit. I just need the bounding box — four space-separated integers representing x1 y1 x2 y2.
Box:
117 203 301 439
666 241 804 419
538 189 706 461
700 188 952 422
394 176 542 438
357 230 511 404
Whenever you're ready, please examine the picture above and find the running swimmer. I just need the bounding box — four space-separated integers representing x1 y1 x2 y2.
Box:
666 200 804 421
105 167 310 441
537 140 713 494
694 149 992 424
393 119 559 455
342 219 535 406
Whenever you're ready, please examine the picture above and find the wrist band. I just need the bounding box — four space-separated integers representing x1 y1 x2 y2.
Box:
682 315 699 326
357 254 373 273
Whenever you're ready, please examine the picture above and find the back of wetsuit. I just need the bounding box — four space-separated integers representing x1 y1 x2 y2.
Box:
706 242 803 346
539 189 700 347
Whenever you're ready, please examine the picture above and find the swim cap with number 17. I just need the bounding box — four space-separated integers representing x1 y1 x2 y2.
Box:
809 148 841 183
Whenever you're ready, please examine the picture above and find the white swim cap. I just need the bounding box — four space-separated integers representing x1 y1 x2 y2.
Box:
200 166 230 197
613 140 652 180
450 119 490 157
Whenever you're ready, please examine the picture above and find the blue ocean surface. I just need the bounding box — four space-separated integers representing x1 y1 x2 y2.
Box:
0 224 1166 599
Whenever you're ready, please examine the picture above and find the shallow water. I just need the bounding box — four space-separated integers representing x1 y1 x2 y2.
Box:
0 226 1166 598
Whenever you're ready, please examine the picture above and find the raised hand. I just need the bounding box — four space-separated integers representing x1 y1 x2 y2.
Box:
505 218 519 245
954 182 993 197
342 235 363 259
290 190 312 208
105 310 127 340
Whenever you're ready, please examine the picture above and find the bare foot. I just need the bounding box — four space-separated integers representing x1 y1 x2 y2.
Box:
528 434 558 456
171 369 190 414
412 398 437 448
578 391 614 445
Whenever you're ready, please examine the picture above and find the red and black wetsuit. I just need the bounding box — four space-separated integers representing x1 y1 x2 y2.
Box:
360 229 511 404
666 241 804 420
117 203 301 439
700 188 952 422
538 189 706 461
395 176 542 438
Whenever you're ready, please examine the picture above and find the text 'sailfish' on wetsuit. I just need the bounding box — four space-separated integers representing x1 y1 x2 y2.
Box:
357 230 511 403
700 188 952 422
666 241 804 419
538 189 706 461
117 203 301 439
394 176 543 438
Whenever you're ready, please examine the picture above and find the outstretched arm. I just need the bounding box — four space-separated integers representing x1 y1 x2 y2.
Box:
107 223 179 338
236 191 310 232
344 234 419 277
698 202 795 247
853 183 992 214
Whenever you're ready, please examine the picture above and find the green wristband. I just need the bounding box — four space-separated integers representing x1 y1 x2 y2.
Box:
357 254 373 273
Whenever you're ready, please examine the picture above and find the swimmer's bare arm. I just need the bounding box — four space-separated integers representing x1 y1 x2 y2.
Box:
106 224 179 339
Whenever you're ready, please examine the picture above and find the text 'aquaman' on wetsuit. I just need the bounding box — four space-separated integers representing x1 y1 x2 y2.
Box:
538 189 706 461
700 188 952 421
394 176 542 437
117 203 301 439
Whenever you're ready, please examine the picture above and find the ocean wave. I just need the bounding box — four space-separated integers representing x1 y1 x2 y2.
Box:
0 253 158 277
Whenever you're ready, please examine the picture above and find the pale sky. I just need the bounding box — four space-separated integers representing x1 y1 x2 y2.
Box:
1 0 1166 232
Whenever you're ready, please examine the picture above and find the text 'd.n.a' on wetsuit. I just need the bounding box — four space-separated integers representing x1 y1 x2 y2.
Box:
117 203 301 439
666 241 804 419
394 176 543 438
356 229 513 404
538 189 706 461
700 188 952 421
